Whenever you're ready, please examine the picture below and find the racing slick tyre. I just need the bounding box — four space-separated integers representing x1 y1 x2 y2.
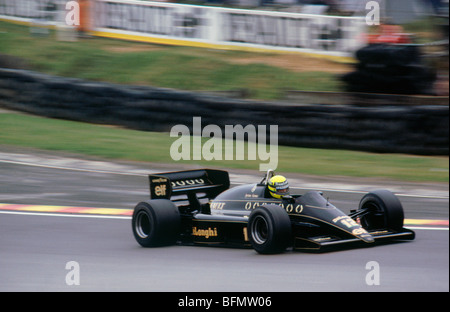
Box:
357 190 404 231
248 205 292 254
132 199 181 247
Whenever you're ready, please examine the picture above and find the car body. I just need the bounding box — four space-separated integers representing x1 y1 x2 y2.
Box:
131 169 415 254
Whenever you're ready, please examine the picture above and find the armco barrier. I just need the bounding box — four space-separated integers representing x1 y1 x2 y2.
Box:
0 68 448 155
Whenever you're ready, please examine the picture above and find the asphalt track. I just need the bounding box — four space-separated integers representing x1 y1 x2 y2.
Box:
0 149 448 292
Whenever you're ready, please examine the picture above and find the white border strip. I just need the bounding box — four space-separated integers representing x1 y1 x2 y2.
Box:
406 226 449 231
0 210 131 219
0 157 448 199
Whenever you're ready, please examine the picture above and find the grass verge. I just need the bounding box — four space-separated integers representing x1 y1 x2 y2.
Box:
0 20 344 100
0 112 448 183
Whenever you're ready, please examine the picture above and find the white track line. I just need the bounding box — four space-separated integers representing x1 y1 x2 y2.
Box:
406 226 449 231
0 210 131 219
0 158 148 176
0 157 448 199
0 210 447 231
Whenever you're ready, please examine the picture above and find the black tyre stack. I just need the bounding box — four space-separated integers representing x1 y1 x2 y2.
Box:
342 44 437 95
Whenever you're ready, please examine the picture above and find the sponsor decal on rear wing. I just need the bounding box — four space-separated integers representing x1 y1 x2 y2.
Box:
149 169 230 201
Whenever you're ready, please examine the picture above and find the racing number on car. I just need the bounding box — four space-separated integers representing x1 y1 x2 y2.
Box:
332 216 359 228
243 227 249 241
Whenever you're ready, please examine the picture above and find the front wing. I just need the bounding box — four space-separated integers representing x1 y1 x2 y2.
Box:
293 228 415 252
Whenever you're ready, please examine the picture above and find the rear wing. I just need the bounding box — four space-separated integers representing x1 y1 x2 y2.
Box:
149 169 230 206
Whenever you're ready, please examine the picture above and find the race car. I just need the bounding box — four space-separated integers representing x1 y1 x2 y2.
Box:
131 169 415 254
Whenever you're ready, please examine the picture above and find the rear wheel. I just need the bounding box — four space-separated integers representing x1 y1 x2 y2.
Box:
132 200 180 247
358 190 404 231
248 205 292 254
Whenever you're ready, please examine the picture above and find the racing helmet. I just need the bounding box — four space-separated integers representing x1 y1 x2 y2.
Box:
267 175 289 199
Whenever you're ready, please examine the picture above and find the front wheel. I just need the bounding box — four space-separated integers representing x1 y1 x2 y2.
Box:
248 205 292 254
358 190 404 231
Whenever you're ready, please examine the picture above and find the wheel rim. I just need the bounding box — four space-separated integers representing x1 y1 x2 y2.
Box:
135 211 151 239
360 202 385 230
251 215 269 245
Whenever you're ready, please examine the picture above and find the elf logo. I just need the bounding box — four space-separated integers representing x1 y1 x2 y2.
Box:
154 184 167 196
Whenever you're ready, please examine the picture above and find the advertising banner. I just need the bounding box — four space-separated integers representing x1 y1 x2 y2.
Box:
0 0 367 57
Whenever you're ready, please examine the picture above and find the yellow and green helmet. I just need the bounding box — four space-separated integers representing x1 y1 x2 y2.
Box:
267 175 289 199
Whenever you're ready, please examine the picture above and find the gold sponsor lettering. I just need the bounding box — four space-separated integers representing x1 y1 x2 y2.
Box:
332 216 346 223
352 228 369 235
172 179 205 187
210 202 226 210
151 178 168 183
285 203 294 213
243 227 249 241
192 227 218 239
295 204 304 214
154 184 167 196
244 201 303 214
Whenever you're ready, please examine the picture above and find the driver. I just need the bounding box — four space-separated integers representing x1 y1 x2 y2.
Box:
267 175 290 199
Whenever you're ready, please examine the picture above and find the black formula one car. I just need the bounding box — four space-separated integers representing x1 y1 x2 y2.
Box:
131 169 415 254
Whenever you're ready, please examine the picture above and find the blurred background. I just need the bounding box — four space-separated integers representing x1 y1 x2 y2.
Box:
0 0 448 98
0 0 448 181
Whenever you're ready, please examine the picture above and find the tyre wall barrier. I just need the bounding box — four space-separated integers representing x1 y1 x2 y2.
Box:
341 44 438 95
0 68 448 156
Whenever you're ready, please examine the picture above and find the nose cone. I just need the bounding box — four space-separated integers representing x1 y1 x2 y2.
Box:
353 228 375 243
